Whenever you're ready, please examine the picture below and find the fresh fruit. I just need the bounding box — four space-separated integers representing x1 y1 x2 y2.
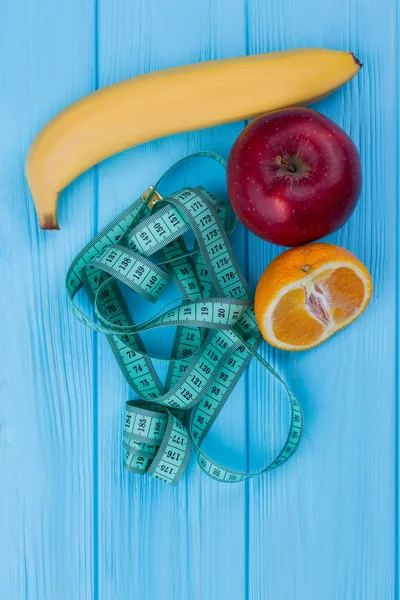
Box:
254 243 372 351
227 107 362 247
25 49 361 230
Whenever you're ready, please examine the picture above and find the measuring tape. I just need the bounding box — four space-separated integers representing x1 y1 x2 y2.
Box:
66 152 303 484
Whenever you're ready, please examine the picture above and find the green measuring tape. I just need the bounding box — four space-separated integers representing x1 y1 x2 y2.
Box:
66 152 303 484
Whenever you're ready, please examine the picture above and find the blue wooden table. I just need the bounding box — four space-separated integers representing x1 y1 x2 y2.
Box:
0 0 397 598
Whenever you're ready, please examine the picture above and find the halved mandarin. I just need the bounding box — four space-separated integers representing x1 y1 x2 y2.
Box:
255 243 373 351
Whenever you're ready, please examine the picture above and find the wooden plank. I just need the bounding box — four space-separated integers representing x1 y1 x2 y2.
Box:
0 0 95 597
246 1 397 598
95 0 249 598
397 4 400 598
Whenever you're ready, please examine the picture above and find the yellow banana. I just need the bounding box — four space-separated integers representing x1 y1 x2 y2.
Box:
26 48 361 229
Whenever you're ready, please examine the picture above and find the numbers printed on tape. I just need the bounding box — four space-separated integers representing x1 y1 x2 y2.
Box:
66 152 303 484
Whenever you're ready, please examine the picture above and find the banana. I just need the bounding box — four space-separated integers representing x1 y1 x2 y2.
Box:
25 48 361 229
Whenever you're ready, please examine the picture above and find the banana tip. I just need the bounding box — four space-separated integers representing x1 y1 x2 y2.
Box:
39 214 60 230
351 52 362 69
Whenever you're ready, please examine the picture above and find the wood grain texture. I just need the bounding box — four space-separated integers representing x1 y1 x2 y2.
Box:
0 0 96 598
246 0 397 598
0 0 398 598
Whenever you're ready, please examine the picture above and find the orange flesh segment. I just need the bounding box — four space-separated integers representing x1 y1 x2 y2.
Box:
272 288 325 346
271 267 366 347
323 267 365 325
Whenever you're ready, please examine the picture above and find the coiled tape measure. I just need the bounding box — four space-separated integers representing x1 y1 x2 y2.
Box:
66 152 303 484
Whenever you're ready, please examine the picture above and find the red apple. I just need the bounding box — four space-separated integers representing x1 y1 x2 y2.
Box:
227 107 362 247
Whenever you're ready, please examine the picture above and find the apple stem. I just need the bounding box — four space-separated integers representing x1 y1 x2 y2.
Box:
275 155 297 174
